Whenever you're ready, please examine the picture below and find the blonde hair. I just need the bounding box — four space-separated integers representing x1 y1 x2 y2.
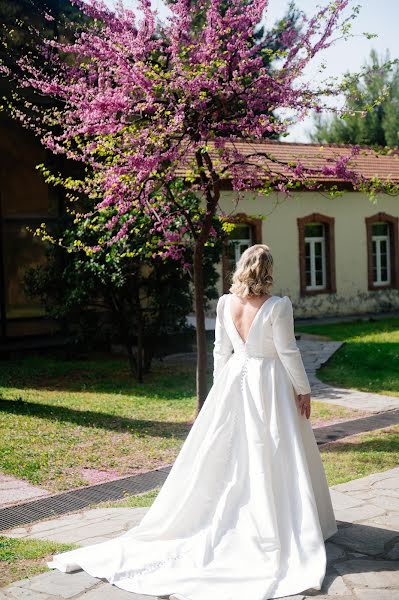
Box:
229 244 274 297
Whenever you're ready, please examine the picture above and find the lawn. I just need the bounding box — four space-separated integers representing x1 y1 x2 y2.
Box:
321 423 399 485
0 353 367 492
296 317 399 397
2 422 397 589
0 536 77 588
96 423 399 509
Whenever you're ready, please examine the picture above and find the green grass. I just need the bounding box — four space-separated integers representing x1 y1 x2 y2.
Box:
0 536 77 588
0 352 366 492
0 353 197 491
97 424 399 509
2 422 395 589
96 487 162 508
321 424 399 485
296 317 399 397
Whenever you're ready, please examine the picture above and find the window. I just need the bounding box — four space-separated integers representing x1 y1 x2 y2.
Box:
366 213 399 290
3 222 48 319
305 223 326 290
222 214 262 293
226 224 252 275
0 118 61 339
372 222 390 286
297 213 336 295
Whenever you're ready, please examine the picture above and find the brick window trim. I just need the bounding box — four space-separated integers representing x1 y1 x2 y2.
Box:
365 212 399 291
297 213 336 296
222 213 263 294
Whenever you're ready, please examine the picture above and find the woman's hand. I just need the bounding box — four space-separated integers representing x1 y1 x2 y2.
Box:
296 392 311 419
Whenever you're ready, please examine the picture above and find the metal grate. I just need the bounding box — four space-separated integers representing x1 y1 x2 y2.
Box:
1 409 399 532
314 408 399 446
0 465 172 532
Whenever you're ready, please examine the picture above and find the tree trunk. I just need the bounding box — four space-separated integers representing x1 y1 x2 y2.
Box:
135 288 144 383
126 342 138 378
193 242 208 414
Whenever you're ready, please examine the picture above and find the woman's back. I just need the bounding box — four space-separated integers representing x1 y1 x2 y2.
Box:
213 292 312 398
47 244 338 600
229 292 273 344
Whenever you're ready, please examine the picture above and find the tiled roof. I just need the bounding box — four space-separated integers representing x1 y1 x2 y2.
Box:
176 139 399 183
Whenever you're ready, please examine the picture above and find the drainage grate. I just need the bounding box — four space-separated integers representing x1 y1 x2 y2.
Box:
0 465 172 532
314 408 399 446
1 409 398 532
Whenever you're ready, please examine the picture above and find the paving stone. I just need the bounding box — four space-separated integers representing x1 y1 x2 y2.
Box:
0 473 50 510
78 582 160 599
304 572 350 596
4 508 149 546
372 477 399 490
26 520 133 546
3 587 55 599
25 570 98 599
354 590 399 600
329 522 399 555
369 495 399 511
103 508 149 521
363 513 399 531
342 492 380 503
303 596 355 600
333 504 386 523
270 594 306 600
3 581 30 589
334 559 399 588
329 490 363 510
78 535 118 546
332 478 384 495
369 488 399 499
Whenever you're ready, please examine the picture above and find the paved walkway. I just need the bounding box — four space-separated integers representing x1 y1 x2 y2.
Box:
1 466 399 599
0 473 50 508
166 337 399 413
298 338 399 413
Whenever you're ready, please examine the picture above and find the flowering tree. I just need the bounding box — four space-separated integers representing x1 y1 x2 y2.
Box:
2 0 397 411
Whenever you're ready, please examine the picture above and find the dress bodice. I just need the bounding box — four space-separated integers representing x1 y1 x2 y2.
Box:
213 293 311 396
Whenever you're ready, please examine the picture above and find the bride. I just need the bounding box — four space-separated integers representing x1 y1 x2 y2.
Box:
48 243 338 600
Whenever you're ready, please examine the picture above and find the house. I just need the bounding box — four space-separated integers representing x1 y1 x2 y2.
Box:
210 141 399 318
1 133 399 347
0 0 75 347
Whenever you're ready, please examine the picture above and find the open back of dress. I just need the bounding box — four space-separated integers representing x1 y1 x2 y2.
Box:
47 294 338 600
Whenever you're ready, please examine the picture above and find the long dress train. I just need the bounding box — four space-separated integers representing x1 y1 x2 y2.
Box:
47 294 338 600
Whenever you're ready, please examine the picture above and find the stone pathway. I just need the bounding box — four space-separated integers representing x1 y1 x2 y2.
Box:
166 338 399 412
0 473 50 509
2 406 399 532
2 467 399 599
298 338 399 413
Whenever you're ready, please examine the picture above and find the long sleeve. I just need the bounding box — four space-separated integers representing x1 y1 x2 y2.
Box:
213 295 233 382
271 295 311 396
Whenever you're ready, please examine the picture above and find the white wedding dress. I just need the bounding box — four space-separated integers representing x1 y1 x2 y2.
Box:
48 294 338 600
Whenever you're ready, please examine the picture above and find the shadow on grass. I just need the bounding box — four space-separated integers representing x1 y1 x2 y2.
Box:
0 354 201 399
321 433 399 454
0 398 193 439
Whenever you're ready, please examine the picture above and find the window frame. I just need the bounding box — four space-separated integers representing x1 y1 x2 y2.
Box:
365 212 399 291
305 224 327 290
297 213 336 296
222 213 262 294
